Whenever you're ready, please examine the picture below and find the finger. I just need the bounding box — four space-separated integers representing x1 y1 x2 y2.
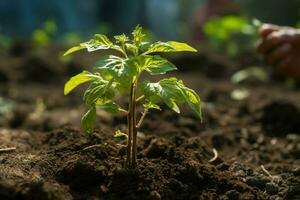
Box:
266 43 291 65
259 24 281 38
257 31 286 54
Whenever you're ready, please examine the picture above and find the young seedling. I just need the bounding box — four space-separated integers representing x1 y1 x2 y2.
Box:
64 26 202 167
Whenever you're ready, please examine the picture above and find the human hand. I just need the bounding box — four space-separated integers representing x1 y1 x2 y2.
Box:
257 24 300 79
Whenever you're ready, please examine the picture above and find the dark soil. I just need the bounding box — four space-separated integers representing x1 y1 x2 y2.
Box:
0 43 300 200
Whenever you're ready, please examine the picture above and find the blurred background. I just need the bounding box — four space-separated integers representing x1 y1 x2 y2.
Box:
0 0 299 45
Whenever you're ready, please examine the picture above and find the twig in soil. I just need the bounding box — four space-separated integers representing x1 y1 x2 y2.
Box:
209 148 218 163
82 144 104 151
260 165 281 183
0 147 16 153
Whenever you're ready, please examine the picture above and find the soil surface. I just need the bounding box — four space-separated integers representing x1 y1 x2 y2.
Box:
0 43 300 200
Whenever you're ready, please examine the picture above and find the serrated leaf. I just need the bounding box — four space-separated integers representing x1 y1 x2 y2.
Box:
94 55 138 89
65 34 125 55
139 78 201 118
98 102 120 113
64 44 86 56
144 41 197 55
114 130 128 138
84 34 112 52
178 81 202 120
139 78 183 113
81 106 96 133
141 55 177 75
64 71 94 95
83 79 115 105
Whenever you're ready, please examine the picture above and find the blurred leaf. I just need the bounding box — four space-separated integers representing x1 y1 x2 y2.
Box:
231 88 250 101
32 29 49 47
231 67 269 84
0 97 15 115
44 19 57 34
98 102 120 114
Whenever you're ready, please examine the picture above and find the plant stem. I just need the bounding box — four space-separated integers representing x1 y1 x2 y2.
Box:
126 84 134 166
131 82 137 167
136 95 145 102
136 108 148 129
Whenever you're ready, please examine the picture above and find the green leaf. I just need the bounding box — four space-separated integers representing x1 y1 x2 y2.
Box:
64 34 124 56
114 34 129 44
125 43 138 55
140 55 177 75
143 41 197 55
114 130 128 138
143 101 161 110
178 81 202 120
81 106 96 133
139 78 183 113
132 25 146 45
94 55 137 89
83 79 115 105
64 71 94 95
84 34 113 52
139 78 201 118
64 45 86 56
98 102 120 113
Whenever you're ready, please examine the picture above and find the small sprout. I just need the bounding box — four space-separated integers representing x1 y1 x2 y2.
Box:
0 97 15 115
64 26 201 167
231 66 269 84
32 19 57 47
29 98 46 120
230 88 250 101
114 130 128 138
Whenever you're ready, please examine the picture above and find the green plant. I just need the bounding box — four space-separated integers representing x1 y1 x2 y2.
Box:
32 19 57 47
63 26 202 167
203 16 260 57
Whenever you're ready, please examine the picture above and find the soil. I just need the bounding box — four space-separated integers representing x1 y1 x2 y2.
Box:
0 43 300 200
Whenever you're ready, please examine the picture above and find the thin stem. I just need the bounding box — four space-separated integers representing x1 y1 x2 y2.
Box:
136 95 145 102
126 84 134 166
131 81 138 166
118 108 128 114
122 43 128 58
136 108 148 129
